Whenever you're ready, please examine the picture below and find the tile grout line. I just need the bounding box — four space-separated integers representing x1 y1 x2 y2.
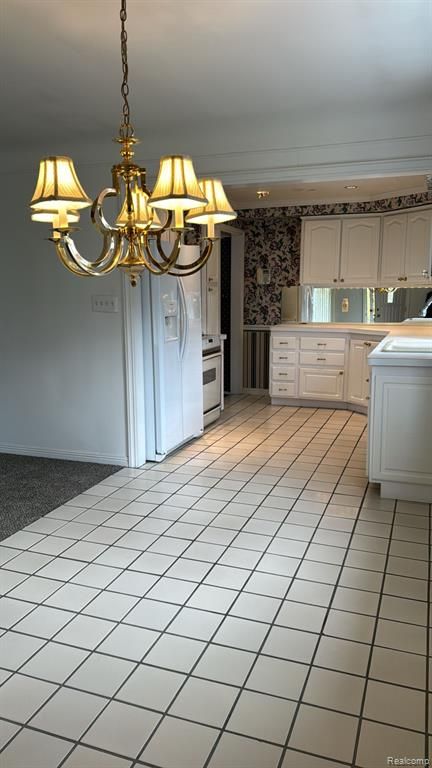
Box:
198 410 365 768
0 402 333 763
0 400 427 768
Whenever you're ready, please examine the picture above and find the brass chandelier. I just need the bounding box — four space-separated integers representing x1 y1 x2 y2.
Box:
29 0 236 286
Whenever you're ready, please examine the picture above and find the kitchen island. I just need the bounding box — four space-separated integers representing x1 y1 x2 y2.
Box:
368 323 432 502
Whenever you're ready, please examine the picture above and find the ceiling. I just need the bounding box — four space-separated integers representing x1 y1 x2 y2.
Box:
228 175 430 209
2 0 431 154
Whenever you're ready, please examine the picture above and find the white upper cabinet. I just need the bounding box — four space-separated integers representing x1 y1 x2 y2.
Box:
405 210 432 283
301 219 341 286
340 218 380 285
380 214 407 284
301 207 432 289
301 217 379 286
380 209 432 285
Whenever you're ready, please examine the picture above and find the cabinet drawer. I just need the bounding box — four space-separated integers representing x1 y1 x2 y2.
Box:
271 350 296 365
271 366 296 382
300 336 346 352
271 381 297 397
300 351 345 366
272 336 298 350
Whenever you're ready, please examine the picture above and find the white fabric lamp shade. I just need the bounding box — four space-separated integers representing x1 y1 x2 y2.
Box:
186 178 237 225
31 209 80 224
116 184 162 229
148 155 207 211
30 156 91 211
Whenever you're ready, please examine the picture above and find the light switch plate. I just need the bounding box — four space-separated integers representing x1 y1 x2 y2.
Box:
92 295 119 313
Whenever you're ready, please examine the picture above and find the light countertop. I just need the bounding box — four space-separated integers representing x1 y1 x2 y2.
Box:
270 321 432 366
271 322 402 336
369 322 432 366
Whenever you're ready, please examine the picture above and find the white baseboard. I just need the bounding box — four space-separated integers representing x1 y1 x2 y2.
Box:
380 481 432 504
270 397 368 414
0 443 127 466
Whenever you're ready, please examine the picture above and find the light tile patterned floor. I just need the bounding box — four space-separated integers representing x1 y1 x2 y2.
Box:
0 395 430 768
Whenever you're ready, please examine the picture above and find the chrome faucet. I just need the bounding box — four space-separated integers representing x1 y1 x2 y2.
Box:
419 294 432 317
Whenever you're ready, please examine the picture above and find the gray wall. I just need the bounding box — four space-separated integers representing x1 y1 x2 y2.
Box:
0 162 128 464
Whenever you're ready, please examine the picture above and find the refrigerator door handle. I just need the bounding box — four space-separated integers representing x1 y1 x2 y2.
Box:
178 278 189 361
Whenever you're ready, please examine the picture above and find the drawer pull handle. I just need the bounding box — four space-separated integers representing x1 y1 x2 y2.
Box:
339 371 344 375
317 357 326 361
364 341 372 347
279 387 288 391
366 378 370 383
279 373 288 376
317 343 327 347
279 356 288 360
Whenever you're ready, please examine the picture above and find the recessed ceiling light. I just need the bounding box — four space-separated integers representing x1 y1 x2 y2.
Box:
344 184 359 190
256 190 270 199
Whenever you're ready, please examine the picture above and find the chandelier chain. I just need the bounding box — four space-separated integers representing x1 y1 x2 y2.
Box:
119 0 134 139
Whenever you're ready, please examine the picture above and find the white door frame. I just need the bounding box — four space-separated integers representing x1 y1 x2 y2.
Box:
122 275 147 468
216 223 245 395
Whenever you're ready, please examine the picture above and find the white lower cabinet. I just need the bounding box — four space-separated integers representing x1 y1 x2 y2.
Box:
347 339 379 406
270 329 385 409
368 367 432 501
299 367 344 400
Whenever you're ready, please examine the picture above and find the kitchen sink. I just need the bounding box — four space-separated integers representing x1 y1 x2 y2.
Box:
382 337 432 353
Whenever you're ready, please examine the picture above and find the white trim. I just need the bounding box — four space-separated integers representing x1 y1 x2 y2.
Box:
0 443 127 465
236 190 429 210
269 397 367 413
122 275 147 468
300 204 432 221
380 481 432 504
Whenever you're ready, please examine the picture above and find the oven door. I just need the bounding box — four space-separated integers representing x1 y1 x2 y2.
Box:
202 353 221 414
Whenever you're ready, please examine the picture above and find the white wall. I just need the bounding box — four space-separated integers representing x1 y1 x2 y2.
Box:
0 161 129 465
3 98 431 186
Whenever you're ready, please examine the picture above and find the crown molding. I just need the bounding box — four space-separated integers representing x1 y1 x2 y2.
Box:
2 133 431 190
234 185 430 210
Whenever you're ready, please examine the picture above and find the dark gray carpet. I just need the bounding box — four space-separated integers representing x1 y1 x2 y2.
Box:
0 454 120 541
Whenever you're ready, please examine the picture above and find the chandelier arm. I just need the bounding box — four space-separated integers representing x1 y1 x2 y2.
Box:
91 188 119 234
55 232 124 276
139 236 180 273
134 241 173 276
148 230 182 267
167 239 215 275
55 246 92 277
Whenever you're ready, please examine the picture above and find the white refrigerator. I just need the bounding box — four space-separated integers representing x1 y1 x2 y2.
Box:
142 245 204 461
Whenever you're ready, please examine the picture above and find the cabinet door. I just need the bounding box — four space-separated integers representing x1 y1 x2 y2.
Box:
347 340 366 404
369 372 432 484
363 341 379 401
405 210 432 283
299 367 344 400
380 214 407 285
340 218 380 285
301 220 341 286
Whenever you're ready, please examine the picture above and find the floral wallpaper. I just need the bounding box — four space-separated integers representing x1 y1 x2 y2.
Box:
236 191 432 326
